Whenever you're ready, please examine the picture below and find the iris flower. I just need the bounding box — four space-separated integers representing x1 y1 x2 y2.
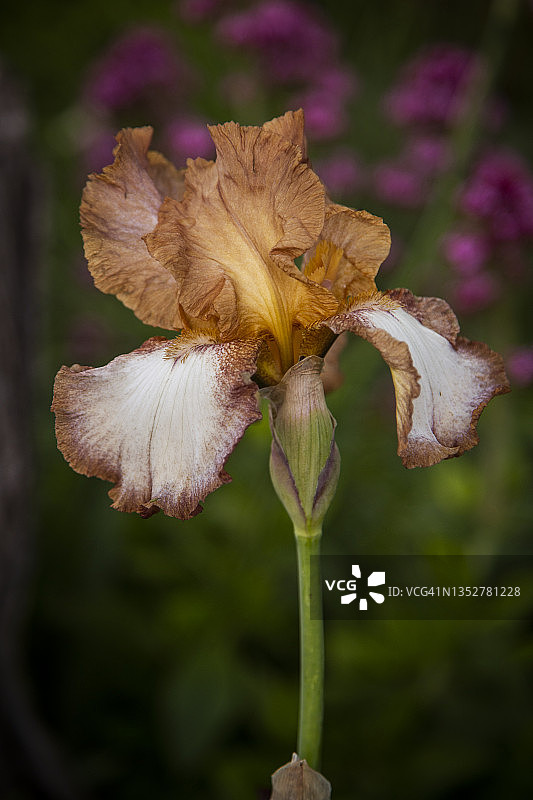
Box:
52 110 509 519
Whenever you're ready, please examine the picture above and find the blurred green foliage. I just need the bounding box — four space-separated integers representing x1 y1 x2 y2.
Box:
2 1 533 798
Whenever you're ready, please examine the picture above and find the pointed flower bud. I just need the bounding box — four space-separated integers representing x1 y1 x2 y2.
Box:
263 356 340 534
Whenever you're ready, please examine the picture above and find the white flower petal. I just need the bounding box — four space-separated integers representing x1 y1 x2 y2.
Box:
326 290 509 467
52 336 261 517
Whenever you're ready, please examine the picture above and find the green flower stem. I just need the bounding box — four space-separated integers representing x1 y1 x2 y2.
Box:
294 525 324 770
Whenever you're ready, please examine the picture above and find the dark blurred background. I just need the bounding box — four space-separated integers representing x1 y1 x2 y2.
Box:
1 1 532 798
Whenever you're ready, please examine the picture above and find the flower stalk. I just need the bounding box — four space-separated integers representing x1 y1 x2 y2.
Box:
294 525 324 769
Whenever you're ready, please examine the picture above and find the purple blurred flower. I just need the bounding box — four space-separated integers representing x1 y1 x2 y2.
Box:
216 2 355 143
454 272 499 313
442 230 489 276
315 150 362 197
166 118 214 163
371 135 449 209
385 45 475 129
217 1 337 83
289 66 356 140
405 135 449 176
461 150 533 242
85 28 183 111
295 90 346 139
373 161 426 208
507 347 533 387
314 66 358 101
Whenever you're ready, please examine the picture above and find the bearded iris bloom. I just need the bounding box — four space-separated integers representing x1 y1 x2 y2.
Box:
52 110 509 519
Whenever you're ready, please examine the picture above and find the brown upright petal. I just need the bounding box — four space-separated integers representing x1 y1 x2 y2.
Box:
146 149 186 200
263 108 308 161
81 127 184 330
145 119 337 374
304 204 391 300
52 335 262 518
325 290 509 467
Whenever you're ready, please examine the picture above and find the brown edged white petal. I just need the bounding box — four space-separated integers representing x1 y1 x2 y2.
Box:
304 204 391 300
144 119 337 372
325 290 509 467
52 335 261 518
81 127 184 330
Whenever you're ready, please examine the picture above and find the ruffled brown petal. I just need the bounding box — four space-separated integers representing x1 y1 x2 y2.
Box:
325 290 510 467
304 204 391 301
262 108 308 161
146 149 186 200
52 335 262 518
144 119 337 359
81 127 185 330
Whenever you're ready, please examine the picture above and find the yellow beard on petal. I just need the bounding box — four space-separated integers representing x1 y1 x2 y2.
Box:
164 330 219 360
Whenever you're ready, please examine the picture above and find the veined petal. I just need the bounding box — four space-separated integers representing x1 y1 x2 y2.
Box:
144 117 337 372
325 290 509 467
81 127 184 330
303 204 391 300
262 108 308 161
52 336 261 518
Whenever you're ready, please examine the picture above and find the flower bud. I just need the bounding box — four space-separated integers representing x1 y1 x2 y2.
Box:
263 356 340 533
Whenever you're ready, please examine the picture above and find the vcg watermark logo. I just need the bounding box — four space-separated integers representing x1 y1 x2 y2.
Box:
319 556 531 620
324 564 386 611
